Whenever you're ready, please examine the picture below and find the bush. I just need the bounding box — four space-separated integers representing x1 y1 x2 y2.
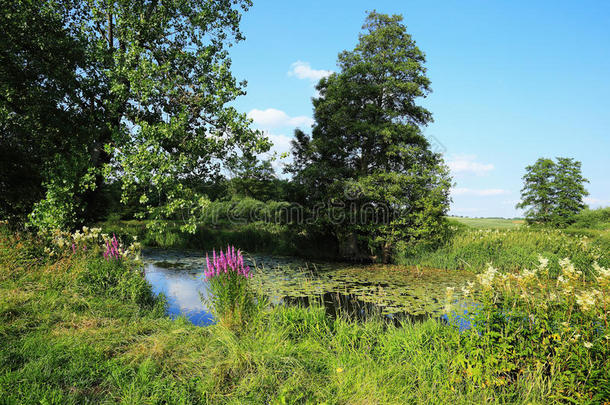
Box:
570 207 610 229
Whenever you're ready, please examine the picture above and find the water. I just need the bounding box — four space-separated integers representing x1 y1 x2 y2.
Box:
142 248 477 327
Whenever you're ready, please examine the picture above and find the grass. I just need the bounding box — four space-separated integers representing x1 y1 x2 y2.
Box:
3 228 606 403
447 217 524 229
401 209 610 275
399 226 610 276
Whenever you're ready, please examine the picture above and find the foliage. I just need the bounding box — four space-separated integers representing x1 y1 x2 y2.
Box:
517 157 589 226
0 0 90 225
287 11 452 262
200 197 293 225
204 246 257 330
225 153 284 200
570 207 610 230
99 217 341 260
447 258 610 402
1 0 269 232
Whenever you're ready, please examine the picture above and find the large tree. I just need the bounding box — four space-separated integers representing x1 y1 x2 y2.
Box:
287 11 452 262
517 157 589 225
0 0 89 224
1 0 268 231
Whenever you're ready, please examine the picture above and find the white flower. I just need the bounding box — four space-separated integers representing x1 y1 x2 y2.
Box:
521 268 537 280
461 283 473 297
477 264 498 289
583 341 593 349
575 291 596 312
537 255 549 270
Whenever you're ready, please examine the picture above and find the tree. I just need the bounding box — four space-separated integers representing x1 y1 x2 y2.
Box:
0 0 89 225
287 11 452 262
1 0 268 232
516 157 588 225
515 158 556 224
552 158 589 226
226 153 278 200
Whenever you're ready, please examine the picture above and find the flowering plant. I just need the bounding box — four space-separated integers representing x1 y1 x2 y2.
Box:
103 234 122 260
205 245 251 278
204 246 256 329
42 227 140 262
448 257 609 401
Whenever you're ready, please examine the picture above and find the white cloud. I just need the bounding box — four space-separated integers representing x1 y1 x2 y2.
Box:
260 131 294 178
447 155 494 176
247 108 313 129
452 188 510 196
265 132 293 155
288 61 333 82
584 197 610 207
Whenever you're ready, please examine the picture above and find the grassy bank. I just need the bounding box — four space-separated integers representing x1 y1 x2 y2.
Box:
447 217 524 229
399 209 610 275
399 227 610 276
1 227 608 403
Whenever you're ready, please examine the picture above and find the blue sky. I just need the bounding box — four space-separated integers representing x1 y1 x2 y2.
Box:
227 0 610 218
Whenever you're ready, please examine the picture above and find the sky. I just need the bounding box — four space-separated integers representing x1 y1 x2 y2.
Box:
226 0 610 218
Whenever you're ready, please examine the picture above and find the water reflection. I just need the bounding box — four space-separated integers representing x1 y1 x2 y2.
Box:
144 263 214 325
142 248 478 328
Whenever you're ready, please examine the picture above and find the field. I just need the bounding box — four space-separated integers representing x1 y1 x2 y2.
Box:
447 217 524 229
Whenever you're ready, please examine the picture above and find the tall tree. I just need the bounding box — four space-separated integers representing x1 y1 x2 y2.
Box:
0 0 89 225
288 11 452 262
226 153 278 200
516 158 557 224
517 157 589 225
2 0 269 231
553 158 589 226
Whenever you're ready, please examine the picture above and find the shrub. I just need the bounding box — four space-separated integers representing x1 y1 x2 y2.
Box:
570 207 610 229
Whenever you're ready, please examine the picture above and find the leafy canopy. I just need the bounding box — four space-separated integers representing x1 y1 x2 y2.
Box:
2 0 269 232
517 157 589 226
288 11 452 261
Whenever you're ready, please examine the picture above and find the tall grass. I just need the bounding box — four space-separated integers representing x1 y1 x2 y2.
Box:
100 219 340 259
399 226 609 276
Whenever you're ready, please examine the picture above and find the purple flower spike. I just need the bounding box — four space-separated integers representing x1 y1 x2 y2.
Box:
203 246 251 281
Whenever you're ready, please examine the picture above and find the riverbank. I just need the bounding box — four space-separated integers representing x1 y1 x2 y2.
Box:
1 227 608 403
100 210 610 275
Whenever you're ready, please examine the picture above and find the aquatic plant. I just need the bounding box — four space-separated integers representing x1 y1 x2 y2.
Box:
204 245 256 329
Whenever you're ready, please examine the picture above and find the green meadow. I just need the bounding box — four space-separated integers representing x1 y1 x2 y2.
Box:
447 217 524 229
1 225 609 404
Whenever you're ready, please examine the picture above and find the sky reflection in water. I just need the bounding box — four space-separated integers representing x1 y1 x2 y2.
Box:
142 249 477 328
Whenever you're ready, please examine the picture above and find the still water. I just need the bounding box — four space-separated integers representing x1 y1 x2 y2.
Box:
143 249 476 327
